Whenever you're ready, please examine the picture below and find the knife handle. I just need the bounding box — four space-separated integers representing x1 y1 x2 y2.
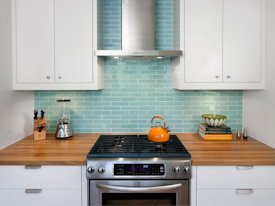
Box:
41 110 45 119
34 110 38 119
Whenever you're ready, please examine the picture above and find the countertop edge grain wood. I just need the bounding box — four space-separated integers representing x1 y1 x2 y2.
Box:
0 133 275 166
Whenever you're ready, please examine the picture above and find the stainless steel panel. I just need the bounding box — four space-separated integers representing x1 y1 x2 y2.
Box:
86 158 191 180
122 0 155 50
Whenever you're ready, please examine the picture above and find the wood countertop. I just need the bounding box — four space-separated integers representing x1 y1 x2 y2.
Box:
0 133 275 166
177 133 275 166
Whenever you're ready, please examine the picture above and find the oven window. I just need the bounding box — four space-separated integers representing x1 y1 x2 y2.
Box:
102 193 176 206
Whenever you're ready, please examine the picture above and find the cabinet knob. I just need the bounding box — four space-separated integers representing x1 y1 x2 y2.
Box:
58 76 62 79
46 76 51 80
226 75 231 79
215 75 220 78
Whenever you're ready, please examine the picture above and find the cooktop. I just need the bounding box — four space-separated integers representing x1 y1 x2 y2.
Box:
87 134 191 159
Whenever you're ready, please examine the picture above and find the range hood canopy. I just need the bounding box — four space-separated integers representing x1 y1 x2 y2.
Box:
96 0 182 58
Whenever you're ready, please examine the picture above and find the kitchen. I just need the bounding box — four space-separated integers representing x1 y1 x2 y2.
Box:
0 0 275 205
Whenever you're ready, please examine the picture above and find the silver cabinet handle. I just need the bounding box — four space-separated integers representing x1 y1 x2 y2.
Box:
96 183 182 193
236 166 254 170
236 189 254 195
25 165 42 169
226 75 231 78
215 75 220 78
25 189 42 194
46 76 51 79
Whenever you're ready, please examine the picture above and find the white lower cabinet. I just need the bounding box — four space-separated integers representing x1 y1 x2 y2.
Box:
0 165 82 206
0 189 81 206
197 188 275 206
196 166 275 206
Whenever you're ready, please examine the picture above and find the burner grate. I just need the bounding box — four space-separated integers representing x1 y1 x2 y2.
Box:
87 134 191 159
137 135 191 158
88 135 139 158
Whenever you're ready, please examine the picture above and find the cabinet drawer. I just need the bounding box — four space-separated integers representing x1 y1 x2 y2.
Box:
197 189 275 206
0 189 81 206
197 166 275 189
0 166 81 189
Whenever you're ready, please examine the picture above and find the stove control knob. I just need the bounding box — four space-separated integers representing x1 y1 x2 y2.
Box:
173 166 180 173
87 166 95 174
98 167 105 174
183 166 190 173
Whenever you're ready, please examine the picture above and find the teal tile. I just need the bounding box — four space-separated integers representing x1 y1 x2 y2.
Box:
35 0 243 133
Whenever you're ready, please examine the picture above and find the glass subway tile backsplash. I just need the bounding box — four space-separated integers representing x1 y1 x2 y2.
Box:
34 0 242 133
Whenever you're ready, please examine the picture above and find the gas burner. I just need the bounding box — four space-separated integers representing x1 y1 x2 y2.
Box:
110 147 126 153
154 144 166 152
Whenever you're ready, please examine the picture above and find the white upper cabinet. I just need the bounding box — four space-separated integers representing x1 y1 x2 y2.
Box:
173 0 265 90
12 0 103 90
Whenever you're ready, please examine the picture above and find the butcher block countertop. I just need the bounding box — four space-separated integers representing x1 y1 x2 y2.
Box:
0 133 275 166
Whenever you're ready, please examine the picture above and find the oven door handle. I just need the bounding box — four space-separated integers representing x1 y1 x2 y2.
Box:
96 183 182 192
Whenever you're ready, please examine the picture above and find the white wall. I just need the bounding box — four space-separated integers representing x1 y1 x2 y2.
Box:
243 0 275 148
0 0 34 149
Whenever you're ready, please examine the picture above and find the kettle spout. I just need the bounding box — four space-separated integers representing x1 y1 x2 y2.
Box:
163 121 170 132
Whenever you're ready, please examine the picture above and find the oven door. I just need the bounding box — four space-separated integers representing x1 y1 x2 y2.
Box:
89 180 189 206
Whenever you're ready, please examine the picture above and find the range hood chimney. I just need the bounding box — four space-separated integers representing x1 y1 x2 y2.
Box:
95 0 182 58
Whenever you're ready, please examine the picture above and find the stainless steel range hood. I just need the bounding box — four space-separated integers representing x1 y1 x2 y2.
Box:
95 0 182 58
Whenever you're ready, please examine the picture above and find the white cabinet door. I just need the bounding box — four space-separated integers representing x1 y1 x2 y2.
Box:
15 0 54 83
55 0 93 83
185 0 222 83
0 189 81 206
223 0 262 83
0 166 82 206
196 166 275 206
197 189 275 206
0 165 81 189
197 166 275 189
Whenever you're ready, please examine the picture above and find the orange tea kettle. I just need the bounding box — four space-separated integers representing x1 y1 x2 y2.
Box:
148 116 170 143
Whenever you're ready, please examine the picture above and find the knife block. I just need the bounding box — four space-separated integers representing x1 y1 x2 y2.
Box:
33 117 46 141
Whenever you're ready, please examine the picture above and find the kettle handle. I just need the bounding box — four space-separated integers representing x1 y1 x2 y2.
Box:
151 116 164 124
151 116 169 130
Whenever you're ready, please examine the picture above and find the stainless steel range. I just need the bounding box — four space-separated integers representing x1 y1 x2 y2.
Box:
86 135 192 206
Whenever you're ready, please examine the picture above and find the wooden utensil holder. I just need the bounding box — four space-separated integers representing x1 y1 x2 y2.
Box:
33 117 46 141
